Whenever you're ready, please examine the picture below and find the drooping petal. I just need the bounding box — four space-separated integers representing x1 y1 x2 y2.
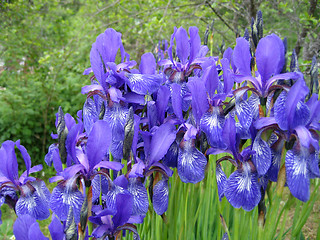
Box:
149 122 176 165
224 162 261 211
16 181 50 220
216 164 227 201
274 91 288 130
177 140 207 184
83 98 99 135
87 120 112 170
127 178 149 216
162 141 178 168
251 130 272 175
125 73 162 95
233 37 251 76
200 107 225 149
92 174 109 203
285 150 310 202
103 103 128 142
152 178 169 215
285 79 309 130
50 179 85 223
235 97 253 130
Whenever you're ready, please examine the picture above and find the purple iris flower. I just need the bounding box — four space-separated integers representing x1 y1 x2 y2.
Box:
272 80 320 201
49 120 123 223
231 34 301 131
89 193 140 240
214 116 262 211
0 141 50 222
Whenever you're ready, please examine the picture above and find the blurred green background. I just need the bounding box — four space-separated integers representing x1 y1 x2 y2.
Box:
0 0 319 166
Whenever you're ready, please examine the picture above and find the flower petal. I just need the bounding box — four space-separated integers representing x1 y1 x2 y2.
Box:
285 150 310 202
170 83 183 120
83 98 99 135
235 98 253 130
50 179 85 223
149 122 176 165
200 107 225 149
13 214 36 240
152 178 169 215
256 34 284 85
216 164 227 201
187 77 209 125
175 27 190 65
16 181 50 220
49 214 64 240
127 178 149 216
125 73 161 95
87 120 112 170
233 37 251 76
224 162 261 211
251 130 272 175
139 52 156 74
177 140 207 184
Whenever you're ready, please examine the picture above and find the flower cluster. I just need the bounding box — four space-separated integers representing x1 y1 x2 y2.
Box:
0 11 319 239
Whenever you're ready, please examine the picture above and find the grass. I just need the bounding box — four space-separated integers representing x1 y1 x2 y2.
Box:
1 156 319 239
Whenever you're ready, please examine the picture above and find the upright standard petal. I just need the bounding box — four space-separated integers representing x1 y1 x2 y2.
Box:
177 140 207 184
188 26 201 64
87 120 112 170
187 77 209 125
175 27 190 65
233 37 251 76
224 162 261 211
139 52 156 74
256 34 284 86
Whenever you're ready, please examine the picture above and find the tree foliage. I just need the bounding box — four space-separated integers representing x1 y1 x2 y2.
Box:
0 0 318 165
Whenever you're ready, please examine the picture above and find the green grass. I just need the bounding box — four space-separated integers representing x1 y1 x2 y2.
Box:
1 158 319 239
